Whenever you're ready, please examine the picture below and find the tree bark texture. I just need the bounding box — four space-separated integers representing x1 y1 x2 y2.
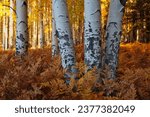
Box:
16 0 28 56
84 0 101 70
53 0 76 70
105 0 127 79
9 0 14 49
53 0 78 85
52 0 59 56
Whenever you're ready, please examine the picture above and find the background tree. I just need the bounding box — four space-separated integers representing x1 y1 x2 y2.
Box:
52 0 59 57
67 0 84 45
39 0 44 48
122 0 150 43
9 0 14 49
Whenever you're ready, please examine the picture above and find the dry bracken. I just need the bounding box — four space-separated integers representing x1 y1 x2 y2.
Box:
0 43 150 100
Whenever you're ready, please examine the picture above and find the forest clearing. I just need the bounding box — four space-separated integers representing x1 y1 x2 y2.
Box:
0 43 149 100
0 0 150 100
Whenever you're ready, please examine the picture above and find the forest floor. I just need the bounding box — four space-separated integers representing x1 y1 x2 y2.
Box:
0 42 150 100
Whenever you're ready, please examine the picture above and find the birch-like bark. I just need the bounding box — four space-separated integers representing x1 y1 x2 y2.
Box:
39 1 44 48
53 0 77 84
32 21 37 49
9 0 14 49
105 0 127 79
36 20 39 47
47 4 51 46
2 14 8 50
84 0 101 70
2 16 6 50
6 16 8 50
52 0 59 56
16 0 28 56
39 14 44 48
0 19 2 47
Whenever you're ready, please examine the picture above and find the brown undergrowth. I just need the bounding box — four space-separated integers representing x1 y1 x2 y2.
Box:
0 43 149 100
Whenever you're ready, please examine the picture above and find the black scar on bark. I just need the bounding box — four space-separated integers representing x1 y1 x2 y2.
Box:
17 34 25 42
91 10 100 15
58 15 65 18
22 1 27 7
113 31 118 38
88 37 94 50
56 30 59 38
120 0 127 6
88 22 93 32
18 21 27 26
89 28 92 32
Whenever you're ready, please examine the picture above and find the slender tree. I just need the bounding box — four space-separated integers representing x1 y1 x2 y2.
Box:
16 0 28 56
0 19 2 47
6 15 8 50
52 0 59 56
32 20 37 49
2 15 6 50
39 1 44 48
39 14 44 48
105 0 127 79
84 0 101 70
53 0 78 84
9 0 14 49
2 0 8 50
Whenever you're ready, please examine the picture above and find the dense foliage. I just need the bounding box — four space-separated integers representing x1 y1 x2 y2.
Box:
0 43 149 100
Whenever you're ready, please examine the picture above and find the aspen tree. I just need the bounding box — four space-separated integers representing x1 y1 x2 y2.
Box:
53 0 78 84
39 1 44 48
84 0 101 70
9 0 13 49
52 0 59 56
105 0 127 79
16 0 28 56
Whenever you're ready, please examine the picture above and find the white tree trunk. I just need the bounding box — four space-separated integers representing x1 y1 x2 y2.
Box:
16 0 28 56
5 16 8 50
53 0 77 84
39 13 44 48
39 1 44 48
9 0 14 49
2 16 6 50
32 21 37 49
84 0 101 70
52 0 59 56
0 19 2 47
105 0 127 79
2 14 8 51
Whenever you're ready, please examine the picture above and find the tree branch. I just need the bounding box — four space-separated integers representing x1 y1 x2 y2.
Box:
2 5 17 15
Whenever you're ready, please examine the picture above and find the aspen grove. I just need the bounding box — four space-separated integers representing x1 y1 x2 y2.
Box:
0 0 149 99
